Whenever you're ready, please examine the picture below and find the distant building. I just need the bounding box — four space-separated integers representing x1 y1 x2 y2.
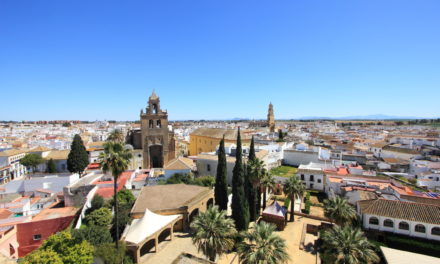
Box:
267 102 275 133
189 128 251 156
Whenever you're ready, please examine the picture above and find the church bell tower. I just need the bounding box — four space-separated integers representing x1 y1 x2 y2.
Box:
140 91 175 168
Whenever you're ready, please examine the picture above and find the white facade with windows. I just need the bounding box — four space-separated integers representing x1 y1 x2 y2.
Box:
362 213 440 241
297 162 326 191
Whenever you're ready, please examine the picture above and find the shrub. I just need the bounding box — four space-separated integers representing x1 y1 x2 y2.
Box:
192 176 215 187
85 207 112 227
95 242 134 264
284 198 290 209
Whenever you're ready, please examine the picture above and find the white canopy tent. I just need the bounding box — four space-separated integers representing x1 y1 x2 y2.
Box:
124 208 180 245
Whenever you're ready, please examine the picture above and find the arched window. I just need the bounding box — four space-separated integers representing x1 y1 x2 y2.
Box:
383 219 394 228
431 227 440 236
369 217 379 225
415 224 426 233
310 175 314 182
399 222 409 230
153 104 158 114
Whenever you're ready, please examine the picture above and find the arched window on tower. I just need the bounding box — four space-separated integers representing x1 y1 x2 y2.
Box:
149 120 154 128
156 120 161 128
153 104 158 114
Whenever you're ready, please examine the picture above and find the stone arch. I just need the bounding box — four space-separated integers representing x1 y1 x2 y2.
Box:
158 228 171 243
398 221 409 230
189 208 199 223
206 198 214 210
140 238 156 256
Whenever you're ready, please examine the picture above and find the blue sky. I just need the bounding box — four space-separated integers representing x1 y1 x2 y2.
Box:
0 0 439 121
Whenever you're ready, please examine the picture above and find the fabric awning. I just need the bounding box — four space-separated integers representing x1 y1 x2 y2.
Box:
262 201 286 218
124 209 180 245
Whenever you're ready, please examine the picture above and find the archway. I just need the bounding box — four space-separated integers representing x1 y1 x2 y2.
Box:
206 198 214 210
149 145 163 168
189 208 199 223
140 239 156 256
158 228 171 243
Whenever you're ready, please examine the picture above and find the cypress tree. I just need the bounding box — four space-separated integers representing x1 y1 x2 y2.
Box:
67 134 89 176
247 136 257 221
214 137 228 211
231 127 249 231
46 158 57 173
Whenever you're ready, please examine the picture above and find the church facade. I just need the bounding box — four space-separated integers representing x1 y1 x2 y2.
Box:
127 91 175 168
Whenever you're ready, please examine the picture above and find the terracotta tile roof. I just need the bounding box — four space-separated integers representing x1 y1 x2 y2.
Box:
190 128 251 141
0 208 13 219
45 150 70 160
358 199 440 224
31 146 51 152
0 149 28 157
164 157 194 170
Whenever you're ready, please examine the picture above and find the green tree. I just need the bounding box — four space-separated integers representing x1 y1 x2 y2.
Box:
237 221 289 264
88 194 105 213
192 175 215 187
245 136 258 221
231 127 250 231
321 225 379 264
107 129 125 143
283 175 305 222
67 134 89 176
323 196 357 226
21 248 63 264
215 137 228 211
277 129 285 142
72 225 113 246
99 142 132 249
95 242 133 264
112 189 136 207
27 231 94 264
260 172 275 210
248 158 265 218
190 206 237 262
166 173 192 184
46 158 57 173
20 153 44 173
85 207 112 227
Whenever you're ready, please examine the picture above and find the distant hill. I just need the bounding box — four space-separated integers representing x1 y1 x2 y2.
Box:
298 114 429 120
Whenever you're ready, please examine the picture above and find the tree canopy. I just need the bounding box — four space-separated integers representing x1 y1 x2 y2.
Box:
67 134 89 175
85 207 112 227
20 153 44 173
46 158 57 173
215 137 228 211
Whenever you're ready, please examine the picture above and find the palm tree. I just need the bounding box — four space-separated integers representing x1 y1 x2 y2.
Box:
323 196 357 226
190 206 237 262
99 142 132 249
321 225 379 264
248 158 266 217
260 172 275 210
283 175 305 222
107 129 125 143
237 221 289 264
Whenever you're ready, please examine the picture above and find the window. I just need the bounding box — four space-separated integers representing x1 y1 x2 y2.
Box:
431 227 440 236
207 164 211 172
300 174 304 180
317 179 321 183
383 219 394 228
33 234 42 240
156 120 161 128
149 120 154 128
138 154 142 158
309 183 314 189
399 222 409 230
310 175 314 182
369 217 379 225
415 224 426 233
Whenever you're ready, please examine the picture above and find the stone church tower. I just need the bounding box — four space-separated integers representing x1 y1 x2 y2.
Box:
140 91 175 168
267 102 275 132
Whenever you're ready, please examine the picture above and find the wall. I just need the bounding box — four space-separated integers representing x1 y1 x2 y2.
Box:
196 158 235 185
283 150 319 167
16 215 75 257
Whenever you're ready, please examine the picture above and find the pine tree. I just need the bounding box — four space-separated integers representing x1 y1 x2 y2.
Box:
215 137 228 211
67 134 89 176
231 127 249 231
246 136 257 221
46 158 57 173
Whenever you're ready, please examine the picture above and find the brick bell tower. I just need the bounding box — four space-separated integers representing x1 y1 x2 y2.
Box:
140 90 175 168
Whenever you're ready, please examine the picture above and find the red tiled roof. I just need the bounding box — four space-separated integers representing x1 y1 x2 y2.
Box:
0 208 13 219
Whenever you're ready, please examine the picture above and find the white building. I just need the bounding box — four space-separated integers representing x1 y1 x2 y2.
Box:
297 162 327 190
358 199 440 241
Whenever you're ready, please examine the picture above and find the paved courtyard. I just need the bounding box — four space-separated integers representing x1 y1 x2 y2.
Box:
140 215 320 264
